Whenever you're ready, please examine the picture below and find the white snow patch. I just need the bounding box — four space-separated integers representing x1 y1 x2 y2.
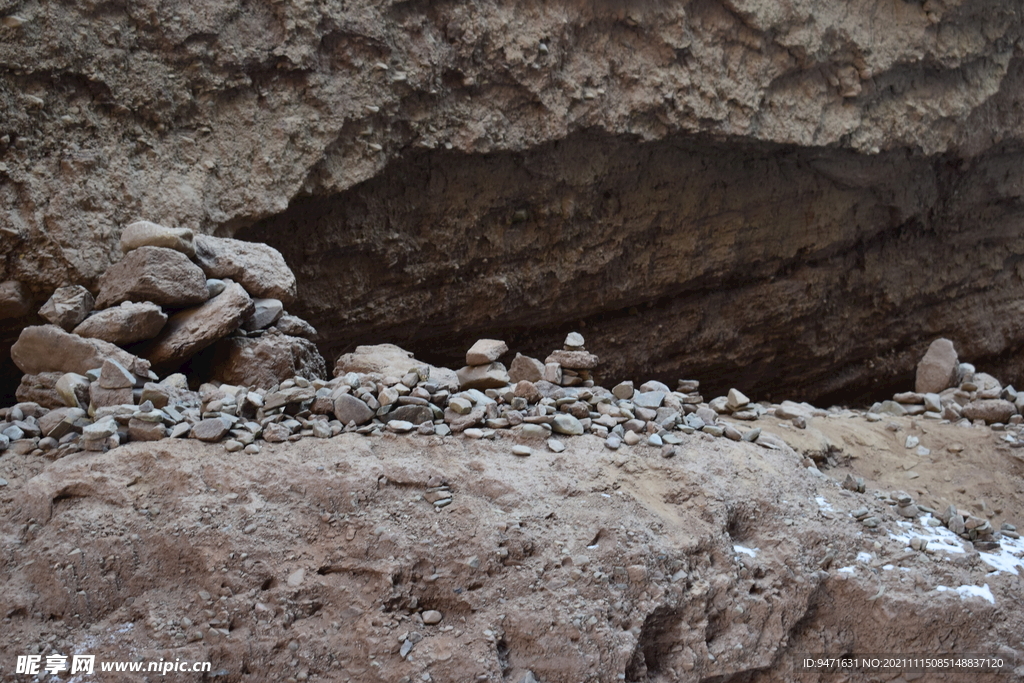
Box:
856 552 873 564
936 584 995 604
815 496 833 511
733 544 759 557
978 534 1024 575
888 516 965 554
882 564 895 571
837 566 856 574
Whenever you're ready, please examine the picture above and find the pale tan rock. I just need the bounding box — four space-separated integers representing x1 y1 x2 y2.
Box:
466 339 508 366
95 246 209 309
120 220 195 257
545 349 599 370
210 331 326 389
915 338 958 394
0 280 32 319
456 362 510 390
98 358 135 389
89 382 133 410
11 325 150 377
961 399 1015 424
194 235 297 303
15 372 65 409
55 372 91 408
73 301 167 345
332 343 457 389
38 285 94 330
140 281 253 370
508 353 544 383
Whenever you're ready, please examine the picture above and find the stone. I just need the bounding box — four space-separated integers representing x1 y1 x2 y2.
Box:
128 418 167 441
11 325 150 377
545 349 599 370
726 388 750 412
193 234 297 303
915 338 958 394
38 407 85 438
311 420 333 438
54 372 91 408
206 279 226 297
210 331 326 389
15 372 65 408
633 391 665 409
275 313 317 338
223 439 244 452
511 444 532 456
386 420 415 433
140 281 253 370
82 419 117 441
73 301 167 345
333 394 375 426
99 358 135 389
605 435 621 449
38 285 94 330
508 353 545 383
120 220 195 257
723 424 742 441
243 298 284 330
466 338 508 365
513 380 542 404
962 399 1015 424
89 383 133 409
543 362 562 384
552 414 584 436
456 362 510 390
547 438 566 453
612 381 634 400
421 610 443 625
263 422 291 442
192 418 230 442
564 332 585 348
387 404 433 425
333 343 456 389
0 280 32 319
95 246 209 309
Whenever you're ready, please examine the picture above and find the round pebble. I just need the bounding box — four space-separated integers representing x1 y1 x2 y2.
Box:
605 436 621 450
464 428 484 439
243 444 260 455
647 433 663 447
511 445 532 457
223 440 243 452
623 430 641 446
547 438 565 453
422 610 443 625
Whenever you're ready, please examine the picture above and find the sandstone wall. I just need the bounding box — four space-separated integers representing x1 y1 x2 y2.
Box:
3 0 1024 400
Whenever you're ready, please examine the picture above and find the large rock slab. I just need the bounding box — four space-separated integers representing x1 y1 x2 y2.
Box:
120 220 196 258
210 331 326 389
139 281 253 370
916 338 958 394
95 246 209 309
456 362 510 390
333 343 458 389
38 285 94 330
10 325 150 377
73 301 167 345
961 399 1016 425
194 235 297 303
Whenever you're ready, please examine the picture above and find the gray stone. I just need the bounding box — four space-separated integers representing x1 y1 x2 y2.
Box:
333 394 374 425
726 388 750 411
421 610 443 625
206 279 226 297
89 383 133 409
194 234 297 303
551 414 584 435
962 399 1015 424
223 439 244 452
543 362 562 384
916 338 958 394
466 339 508 365
612 381 634 400
99 358 135 389
311 420 333 438
456 362 510 390
274 313 317 339
73 301 167 345
128 418 167 442
192 418 230 442
96 246 209 309
508 353 545 383
512 444 532 456
547 438 566 453
0 280 32 319
82 419 117 440
387 404 433 425
38 285 94 330
242 298 284 331
120 220 196 257
633 391 665 409
564 332 585 349
262 422 291 442
386 420 415 433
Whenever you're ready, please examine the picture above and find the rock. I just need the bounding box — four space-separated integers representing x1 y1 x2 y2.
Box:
333 343 456 389
564 332 585 349
723 424 742 441
242 298 284 330
210 331 326 389
508 353 545 383
456 362 510 390
223 439 244 452
726 388 750 411
140 281 253 370
513 380 542 404
333 394 374 426
387 404 433 425
466 338 508 365
421 610 443 625
547 438 566 453
544 349 599 370
633 391 665 409
128 418 167 441
99 358 136 389
605 435 621 449
876 400 908 417
95 246 209 309
193 234 297 303
206 279 226 297
90 382 133 409
962 399 1015 424
386 420 415 433
612 381 634 400
543 362 562 384
511 444 532 456
0 280 32 319
73 301 167 345
120 220 196 257
55 372 92 408
552 414 584 436
263 422 291 442
38 285 94 330
82 419 117 441
11 325 150 377
15 372 65 408
915 338 958 394
274 314 317 339
192 418 230 442
311 420 333 438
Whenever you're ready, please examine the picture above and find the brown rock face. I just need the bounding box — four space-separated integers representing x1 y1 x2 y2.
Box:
139 281 253 371
95 247 209 310
916 339 959 394
0 281 32 320
210 331 326 389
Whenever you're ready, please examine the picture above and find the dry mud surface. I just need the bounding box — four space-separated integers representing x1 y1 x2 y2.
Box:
2 412 1023 682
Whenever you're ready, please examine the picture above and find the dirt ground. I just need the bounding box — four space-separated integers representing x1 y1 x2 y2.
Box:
2 408 1023 682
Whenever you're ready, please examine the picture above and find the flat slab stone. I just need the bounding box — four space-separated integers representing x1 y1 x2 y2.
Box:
73 301 167 345
95 246 209 309
11 325 150 377
120 220 195 257
466 339 508 365
194 234 297 303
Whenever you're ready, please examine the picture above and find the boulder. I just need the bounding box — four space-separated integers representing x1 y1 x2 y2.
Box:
386 404 433 425
139 281 253 370
89 382 133 409
274 314 317 339
0 280 32 319
466 339 508 365
10 325 151 377
120 220 195 258
210 331 326 389
73 301 167 345
39 407 86 439
508 353 544 383
333 343 457 389
95 246 209 309
333 393 374 426
456 362 510 390
14 372 65 409
242 298 284 331
38 285 94 330
961 399 1016 424
98 358 135 389
544 349 599 370
193 234 297 303
915 338 958 394
192 418 230 442
55 372 91 408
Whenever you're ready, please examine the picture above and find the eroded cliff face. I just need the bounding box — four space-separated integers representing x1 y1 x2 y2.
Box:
3 0 1024 400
